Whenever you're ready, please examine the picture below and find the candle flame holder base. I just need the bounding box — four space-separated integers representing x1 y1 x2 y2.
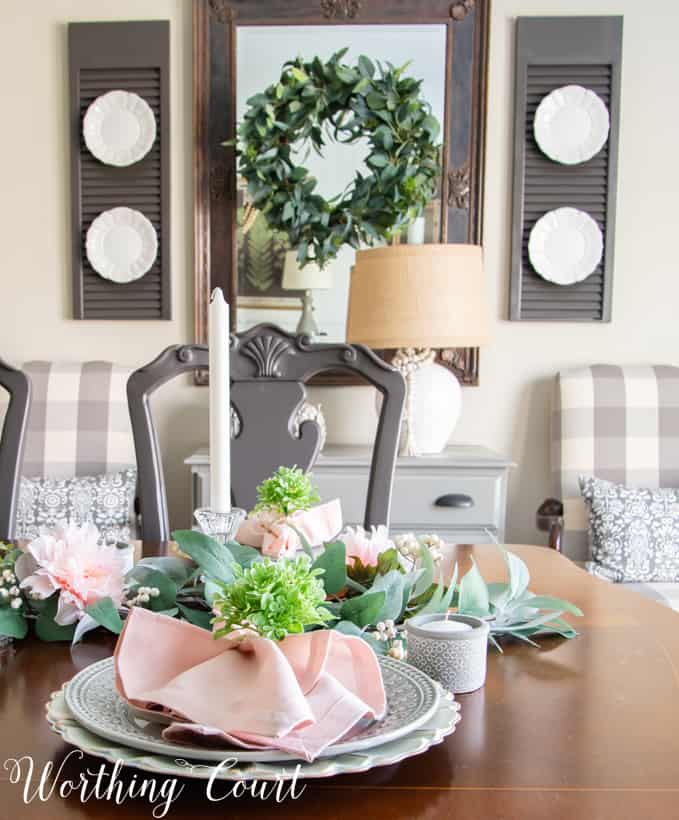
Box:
193 507 246 546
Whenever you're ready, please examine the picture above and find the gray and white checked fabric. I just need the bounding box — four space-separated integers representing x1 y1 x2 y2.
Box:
21 361 136 479
552 365 679 564
551 365 679 612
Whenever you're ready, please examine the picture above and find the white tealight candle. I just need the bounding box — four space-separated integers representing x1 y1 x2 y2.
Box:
423 619 473 634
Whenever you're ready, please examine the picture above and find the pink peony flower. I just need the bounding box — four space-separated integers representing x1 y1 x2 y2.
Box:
342 525 395 568
15 521 126 625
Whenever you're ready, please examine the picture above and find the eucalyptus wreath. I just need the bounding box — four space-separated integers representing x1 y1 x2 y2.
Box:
234 48 441 270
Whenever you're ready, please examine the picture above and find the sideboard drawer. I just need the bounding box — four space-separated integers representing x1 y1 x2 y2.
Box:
311 471 504 532
390 474 503 529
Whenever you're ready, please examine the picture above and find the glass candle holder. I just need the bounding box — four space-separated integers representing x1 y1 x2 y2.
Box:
406 613 490 694
193 507 246 546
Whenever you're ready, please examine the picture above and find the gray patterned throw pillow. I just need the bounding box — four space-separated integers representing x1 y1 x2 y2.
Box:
579 475 679 582
16 468 137 544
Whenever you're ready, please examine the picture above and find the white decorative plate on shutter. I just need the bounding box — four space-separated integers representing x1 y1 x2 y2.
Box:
528 207 603 286
83 90 156 167
86 207 158 284
534 84 610 165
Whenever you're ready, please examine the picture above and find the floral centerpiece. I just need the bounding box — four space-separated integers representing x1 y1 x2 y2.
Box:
0 471 582 653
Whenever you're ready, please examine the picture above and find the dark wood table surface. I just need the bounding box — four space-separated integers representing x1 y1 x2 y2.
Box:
1 543 679 820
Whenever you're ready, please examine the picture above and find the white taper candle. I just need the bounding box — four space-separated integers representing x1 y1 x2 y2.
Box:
208 288 231 512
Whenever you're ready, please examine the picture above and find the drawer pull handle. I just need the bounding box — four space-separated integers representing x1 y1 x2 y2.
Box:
435 493 474 509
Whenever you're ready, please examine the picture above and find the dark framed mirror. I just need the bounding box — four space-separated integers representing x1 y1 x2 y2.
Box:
193 0 489 386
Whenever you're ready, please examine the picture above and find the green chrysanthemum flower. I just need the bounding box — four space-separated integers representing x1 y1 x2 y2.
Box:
212 555 332 641
253 465 320 517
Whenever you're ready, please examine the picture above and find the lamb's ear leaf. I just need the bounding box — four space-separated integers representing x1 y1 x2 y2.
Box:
413 543 434 597
504 549 530 602
457 559 491 617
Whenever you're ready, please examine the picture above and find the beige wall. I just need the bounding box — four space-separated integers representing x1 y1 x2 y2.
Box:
1 0 677 544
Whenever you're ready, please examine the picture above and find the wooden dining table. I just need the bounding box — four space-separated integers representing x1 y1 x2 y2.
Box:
1 543 679 820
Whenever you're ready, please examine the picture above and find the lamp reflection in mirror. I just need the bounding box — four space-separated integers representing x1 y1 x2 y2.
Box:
346 244 490 456
282 251 334 338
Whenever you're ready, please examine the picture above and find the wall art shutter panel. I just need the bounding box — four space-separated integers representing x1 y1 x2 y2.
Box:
69 21 171 320
509 17 622 322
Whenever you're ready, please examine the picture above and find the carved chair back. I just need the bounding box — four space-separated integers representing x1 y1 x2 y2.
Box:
0 359 31 539
128 325 406 543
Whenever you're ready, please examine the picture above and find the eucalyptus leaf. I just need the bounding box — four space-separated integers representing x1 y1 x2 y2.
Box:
224 541 262 569
0 607 28 639
129 556 194 587
376 547 402 576
204 579 221 606
129 569 177 613
177 604 213 631
85 597 123 635
334 620 386 655
370 570 406 622
340 590 386 628
312 541 347 595
171 530 236 584
35 596 75 642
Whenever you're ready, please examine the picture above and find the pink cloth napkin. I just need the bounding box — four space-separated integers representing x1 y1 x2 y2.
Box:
114 607 385 762
236 499 342 558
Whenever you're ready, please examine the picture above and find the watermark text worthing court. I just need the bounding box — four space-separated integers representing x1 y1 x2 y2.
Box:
3 752 306 817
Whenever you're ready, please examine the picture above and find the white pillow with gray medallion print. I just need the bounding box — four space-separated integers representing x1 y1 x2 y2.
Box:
579 475 679 582
16 468 137 545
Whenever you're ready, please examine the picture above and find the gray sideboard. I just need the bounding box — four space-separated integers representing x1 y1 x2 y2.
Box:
185 444 513 544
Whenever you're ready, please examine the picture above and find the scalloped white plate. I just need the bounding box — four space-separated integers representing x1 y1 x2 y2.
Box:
48 683 460 781
534 84 610 165
86 207 158 283
83 90 156 167
528 207 603 285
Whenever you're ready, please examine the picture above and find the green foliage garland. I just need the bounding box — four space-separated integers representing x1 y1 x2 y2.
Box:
234 48 442 270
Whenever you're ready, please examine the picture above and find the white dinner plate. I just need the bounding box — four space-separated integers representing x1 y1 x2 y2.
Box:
86 207 158 283
83 90 156 167
534 84 610 165
528 207 603 285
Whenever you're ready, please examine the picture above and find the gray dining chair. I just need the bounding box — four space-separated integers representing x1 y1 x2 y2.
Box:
128 324 406 543
0 359 31 540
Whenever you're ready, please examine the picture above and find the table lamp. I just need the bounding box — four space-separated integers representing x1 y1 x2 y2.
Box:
282 251 333 337
346 244 490 456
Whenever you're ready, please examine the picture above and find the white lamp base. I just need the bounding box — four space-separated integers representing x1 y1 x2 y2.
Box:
392 349 462 456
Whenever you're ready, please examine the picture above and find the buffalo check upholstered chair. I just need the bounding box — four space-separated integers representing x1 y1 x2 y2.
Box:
537 364 679 609
17 362 139 539
0 359 31 539
21 362 136 478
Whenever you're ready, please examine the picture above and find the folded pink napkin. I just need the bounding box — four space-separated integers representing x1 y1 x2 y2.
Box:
236 499 342 558
114 607 385 762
